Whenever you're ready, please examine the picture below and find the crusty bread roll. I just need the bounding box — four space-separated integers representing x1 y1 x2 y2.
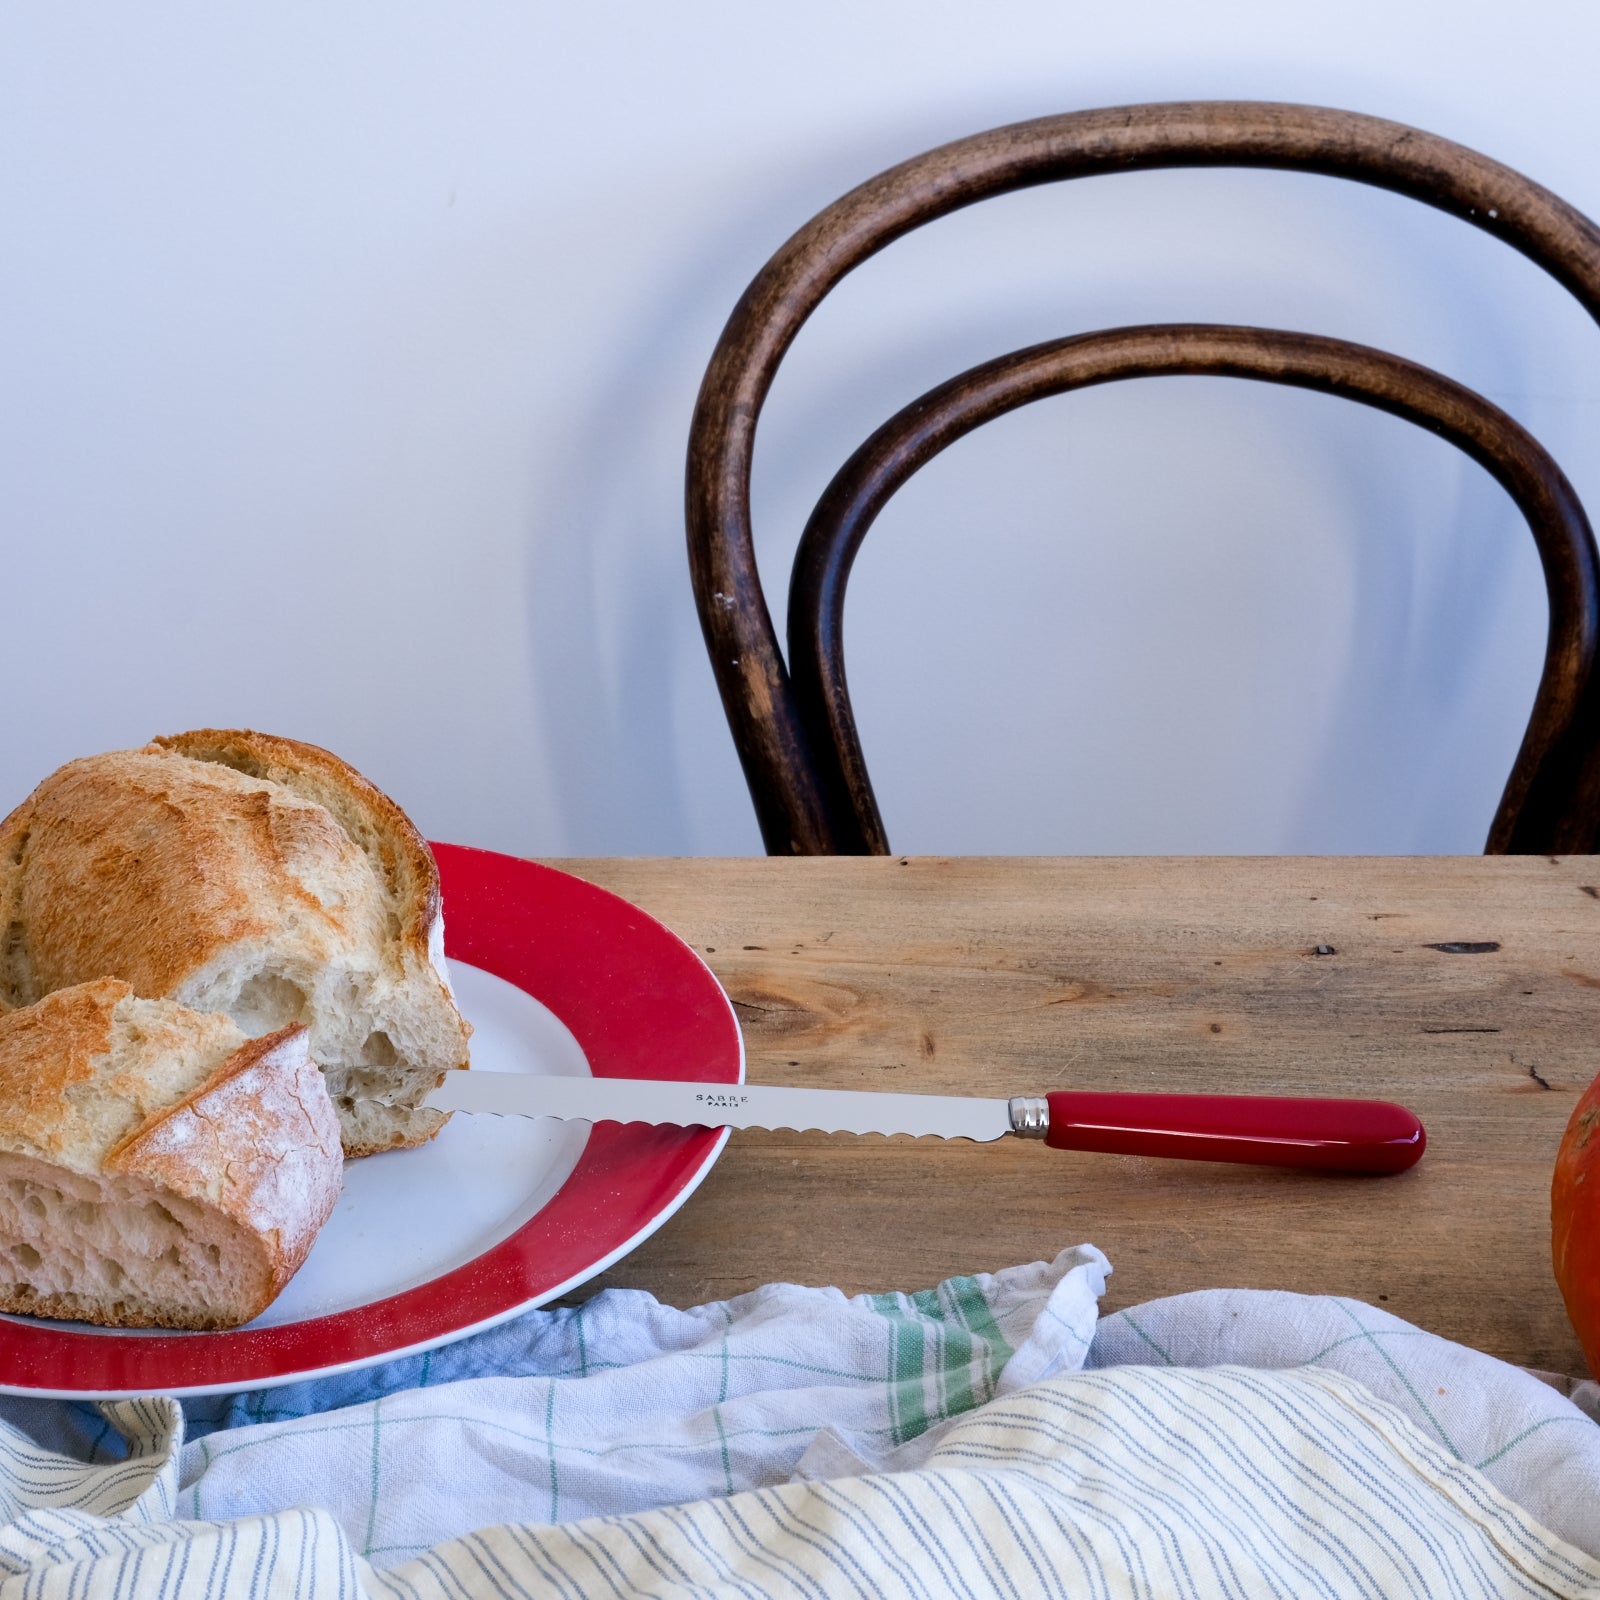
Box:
0 730 472 1156
0 979 342 1330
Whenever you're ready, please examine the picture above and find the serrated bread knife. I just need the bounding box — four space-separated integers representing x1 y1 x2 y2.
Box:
425 1073 1425 1173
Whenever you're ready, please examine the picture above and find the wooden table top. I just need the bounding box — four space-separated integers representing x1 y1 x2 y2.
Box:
551 855 1600 1374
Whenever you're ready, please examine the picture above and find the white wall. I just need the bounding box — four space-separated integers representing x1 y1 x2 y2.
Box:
2 1 1596 856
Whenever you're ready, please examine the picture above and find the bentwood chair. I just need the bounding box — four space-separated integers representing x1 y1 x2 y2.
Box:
685 102 1600 855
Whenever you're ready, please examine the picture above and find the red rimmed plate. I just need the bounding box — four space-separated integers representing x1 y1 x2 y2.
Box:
0 845 742 1399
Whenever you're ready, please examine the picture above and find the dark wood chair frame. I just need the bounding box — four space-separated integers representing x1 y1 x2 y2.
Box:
685 102 1600 855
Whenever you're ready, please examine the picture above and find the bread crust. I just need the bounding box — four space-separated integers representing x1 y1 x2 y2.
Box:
0 750 331 1006
0 983 343 1330
109 1024 343 1309
150 729 442 961
0 799 30 1013
0 731 471 1157
0 977 129 1155
0 1281 255 1332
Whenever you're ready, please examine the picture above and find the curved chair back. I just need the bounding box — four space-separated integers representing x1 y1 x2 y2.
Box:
686 103 1600 854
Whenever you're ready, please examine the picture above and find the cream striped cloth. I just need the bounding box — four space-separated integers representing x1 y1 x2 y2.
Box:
1 1246 1597 1598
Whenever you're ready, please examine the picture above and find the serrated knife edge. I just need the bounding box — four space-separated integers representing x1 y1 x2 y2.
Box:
426 1070 1015 1142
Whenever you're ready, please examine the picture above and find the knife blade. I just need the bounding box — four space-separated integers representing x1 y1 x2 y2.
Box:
425 1072 1425 1173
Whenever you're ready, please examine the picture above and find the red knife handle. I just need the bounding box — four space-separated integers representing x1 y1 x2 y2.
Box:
1042 1092 1425 1173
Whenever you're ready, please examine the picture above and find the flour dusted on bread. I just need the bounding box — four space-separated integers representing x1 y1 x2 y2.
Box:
0 730 473 1156
0 979 342 1330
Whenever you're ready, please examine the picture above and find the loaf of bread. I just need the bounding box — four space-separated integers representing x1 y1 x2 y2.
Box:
0 979 342 1329
0 730 472 1156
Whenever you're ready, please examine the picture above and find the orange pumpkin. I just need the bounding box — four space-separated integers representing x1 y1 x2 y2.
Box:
1552 1073 1600 1375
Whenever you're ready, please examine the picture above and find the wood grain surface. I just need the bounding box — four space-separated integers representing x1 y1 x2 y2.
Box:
550 855 1600 1373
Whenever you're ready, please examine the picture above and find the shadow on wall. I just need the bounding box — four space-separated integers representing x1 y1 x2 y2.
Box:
519 162 858 857
1288 423 1543 855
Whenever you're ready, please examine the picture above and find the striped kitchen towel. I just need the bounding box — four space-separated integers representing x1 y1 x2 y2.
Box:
1 1245 1598 1596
